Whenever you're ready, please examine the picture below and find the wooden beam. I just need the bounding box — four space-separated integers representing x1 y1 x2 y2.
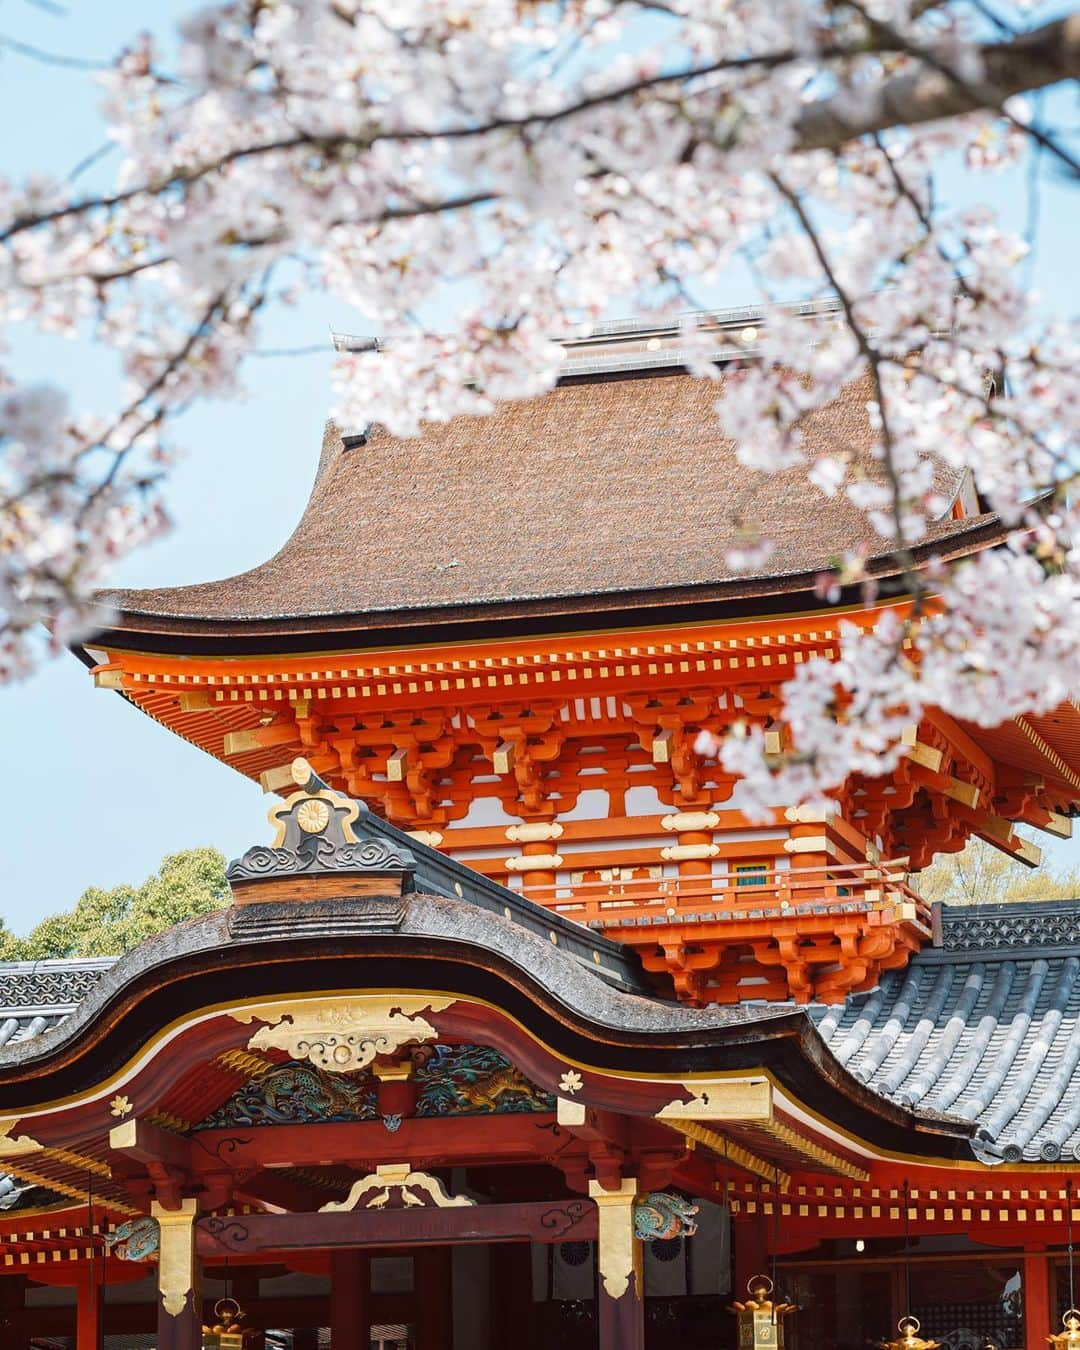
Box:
663 1119 790 1188
975 827 1042 869
223 724 295 756
1015 802 1074 839
110 1118 192 1172
922 709 997 784
189 1114 556 1174
759 1114 868 1181
198 1199 598 1256
906 762 981 808
900 730 943 774
177 691 213 712
555 1097 630 1149
232 1174 333 1214
260 755 336 793
979 812 1015 842
260 763 296 794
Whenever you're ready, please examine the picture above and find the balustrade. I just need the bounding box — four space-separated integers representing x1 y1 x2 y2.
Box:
522 860 928 931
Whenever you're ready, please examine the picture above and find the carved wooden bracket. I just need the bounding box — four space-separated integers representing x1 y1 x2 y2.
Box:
319 1164 476 1211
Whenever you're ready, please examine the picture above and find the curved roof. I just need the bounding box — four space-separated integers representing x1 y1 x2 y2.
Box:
9 902 1080 1168
5 812 1077 1171
814 899 1080 1163
0 892 971 1176
8 892 1080 1164
96 369 998 643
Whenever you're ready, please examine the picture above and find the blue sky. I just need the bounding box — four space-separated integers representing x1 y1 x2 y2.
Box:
0 3 1077 931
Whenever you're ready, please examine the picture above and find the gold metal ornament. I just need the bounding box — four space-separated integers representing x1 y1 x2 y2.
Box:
152 1198 199 1320
231 994 454 1072
588 1177 641 1301
0 1119 43 1159
880 1315 941 1350
731 1275 797 1350
1048 1310 1080 1349
295 798 332 834
202 1295 247 1348
319 1163 476 1212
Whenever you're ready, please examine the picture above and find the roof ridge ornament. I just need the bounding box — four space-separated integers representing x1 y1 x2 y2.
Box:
226 757 416 903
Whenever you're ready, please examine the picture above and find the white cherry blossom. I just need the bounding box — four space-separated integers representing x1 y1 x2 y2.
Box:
0 0 1077 816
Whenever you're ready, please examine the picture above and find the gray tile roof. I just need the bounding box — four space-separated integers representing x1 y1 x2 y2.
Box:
812 900 1080 1163
0 961 104 1210
0 957 116 1048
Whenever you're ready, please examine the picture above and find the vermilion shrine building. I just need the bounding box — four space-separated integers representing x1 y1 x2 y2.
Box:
2 312 1079 1349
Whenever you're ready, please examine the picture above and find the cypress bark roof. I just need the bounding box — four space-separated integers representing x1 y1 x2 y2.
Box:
4 898 1079 1172
96 369 997 639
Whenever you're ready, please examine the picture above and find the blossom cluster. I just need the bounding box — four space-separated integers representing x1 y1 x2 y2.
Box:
0 0 1076 813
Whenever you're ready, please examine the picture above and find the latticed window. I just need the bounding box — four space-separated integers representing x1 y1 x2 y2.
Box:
735 863 768 888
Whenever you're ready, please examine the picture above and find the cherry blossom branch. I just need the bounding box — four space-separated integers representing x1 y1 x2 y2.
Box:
3 16 1077 251
844 1 1080 175
770 174 923 596
795 11 1080 151
0 33 111 70
0 0 1077 817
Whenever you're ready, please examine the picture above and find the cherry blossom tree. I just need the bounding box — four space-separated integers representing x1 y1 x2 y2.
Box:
918 831 1080 905
1 0 1078 814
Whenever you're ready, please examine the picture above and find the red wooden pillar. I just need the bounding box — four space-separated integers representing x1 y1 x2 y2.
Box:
0 1275 29 1350
591 1179 644 1350
330 1249 370 1348
414 1246 453 1350
598 1279 644 1349
490 1240 533 1349
157 1292 203 1350
1024 1250 1051 1350
76 1266 104 1350
733 1212 769 1304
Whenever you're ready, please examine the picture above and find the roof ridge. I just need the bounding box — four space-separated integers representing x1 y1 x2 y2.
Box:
935 898 1080 956
0 956 119 972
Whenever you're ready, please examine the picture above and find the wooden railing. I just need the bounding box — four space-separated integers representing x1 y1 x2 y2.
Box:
519 860 929 932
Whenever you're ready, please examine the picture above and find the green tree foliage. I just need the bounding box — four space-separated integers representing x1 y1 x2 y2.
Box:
0 849 229 961
916 835 1080 907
